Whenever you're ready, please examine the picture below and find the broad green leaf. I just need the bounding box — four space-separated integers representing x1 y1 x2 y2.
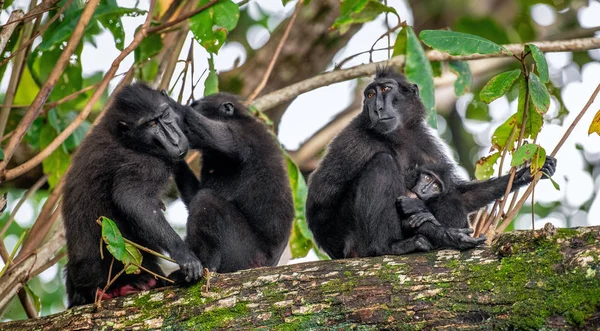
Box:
479 69 521 104
286 154 313 258
517 74 543 140
454 16 510 45
420 30 511 56
529 145 546 174
100 216 126 261
134 25 163 62
491 113 518 152
448 60 471 96
589 110 600 136
431 61 443 77
511 143 542 167
405 26 436 128
39 124 71 188
466 99 491 121
123 242 142 274
392 27 407 57
204 57 219 96
0 147 3 161
190 0 239 54
475 152 500 180
98 0 127 50
2 0 14 9
38 5 145 51
526 44 548 83
528 73 550 114
332 0 397 34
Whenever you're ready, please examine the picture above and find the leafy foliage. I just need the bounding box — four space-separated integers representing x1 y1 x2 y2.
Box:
420 30 511 56
189 0 240 54
475 152 500 180
332 0 398 34
526 44 549 83
99 217 142 275
480 69 521 104
448 60 471 96
286 155 313 258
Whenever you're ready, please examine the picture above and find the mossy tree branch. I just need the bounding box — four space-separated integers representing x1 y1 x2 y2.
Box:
2 225 600 329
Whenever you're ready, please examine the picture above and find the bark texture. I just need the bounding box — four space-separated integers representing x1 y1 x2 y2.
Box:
2 225 600 330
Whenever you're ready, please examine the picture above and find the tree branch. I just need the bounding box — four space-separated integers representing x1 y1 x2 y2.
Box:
1 225 599 329
251 37 600 112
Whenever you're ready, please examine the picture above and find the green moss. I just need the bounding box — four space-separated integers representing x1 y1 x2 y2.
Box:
466 240 600 328
556 227 579 238
445 259 459 268
185 302 251 329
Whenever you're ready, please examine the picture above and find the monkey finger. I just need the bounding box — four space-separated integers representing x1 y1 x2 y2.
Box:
458 228 475 234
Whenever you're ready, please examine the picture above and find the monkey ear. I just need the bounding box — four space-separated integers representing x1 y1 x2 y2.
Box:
220 102 235 115
410 84 419 97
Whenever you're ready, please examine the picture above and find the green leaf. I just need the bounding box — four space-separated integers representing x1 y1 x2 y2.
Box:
204 57 219 96
0 147 3 161
528 73 550 114
190 0 239 54
529 145 546 174
526 44 548 83
479 69 521 104
491 113 518 152
448 60 471 96
392 27 407 57
431 61 443 77
405 26 436 128
332 0 397 34
38 5 145 51
475 152 500 180
542 171 561 191
285 154 313 259
134 25 163 62
420 30 511 56
39 124 71 188
511 143 542 168
466 99 491 122
100 216 126 261
122 242 142 275
98 0 127 50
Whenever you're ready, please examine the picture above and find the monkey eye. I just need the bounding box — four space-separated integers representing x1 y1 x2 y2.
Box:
367 91 375 99
148 120 158 128
423 174 431 182
162 111 170 119
432 183 440 192
381 86 390 93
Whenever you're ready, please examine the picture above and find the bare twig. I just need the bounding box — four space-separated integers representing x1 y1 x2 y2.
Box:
251 37 600 112
0 175 48 238
497 83 600 233
246 0 303 103
0 0 100 178
0 10 24 55
0 0 60 28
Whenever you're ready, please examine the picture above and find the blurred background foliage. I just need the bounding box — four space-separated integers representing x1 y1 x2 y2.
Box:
1 0 599 321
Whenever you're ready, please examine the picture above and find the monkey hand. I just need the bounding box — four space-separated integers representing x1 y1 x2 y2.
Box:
540 155 557 179
516 155 558 184
395 196 428 217
444 228 486 250
404 212 442 229
413 235 434 252
173 250 203 283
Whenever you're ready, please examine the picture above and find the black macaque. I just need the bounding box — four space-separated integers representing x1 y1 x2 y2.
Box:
173 93 294 274
306 67 481 259
63 84 202 307
396 158 557 248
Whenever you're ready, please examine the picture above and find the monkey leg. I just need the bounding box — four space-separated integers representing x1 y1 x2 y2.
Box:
186 189 263 273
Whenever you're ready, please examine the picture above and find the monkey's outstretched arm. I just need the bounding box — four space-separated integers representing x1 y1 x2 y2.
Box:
183 109 236 155
456 156 557 212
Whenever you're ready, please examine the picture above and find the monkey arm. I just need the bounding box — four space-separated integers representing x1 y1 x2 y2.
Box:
112 177 203 282
174 161 200 207
183 109 236 155
416 221 486 250
456 155 557 212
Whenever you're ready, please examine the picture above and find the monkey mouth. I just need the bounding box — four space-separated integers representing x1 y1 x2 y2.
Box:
380 117 394 122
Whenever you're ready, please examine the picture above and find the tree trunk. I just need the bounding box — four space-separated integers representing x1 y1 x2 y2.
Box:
2 225 600 330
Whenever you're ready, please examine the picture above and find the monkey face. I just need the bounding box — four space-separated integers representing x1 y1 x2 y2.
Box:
412 171 443 201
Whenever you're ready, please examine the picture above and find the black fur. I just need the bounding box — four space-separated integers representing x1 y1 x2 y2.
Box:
173 93 294 273
307 67 460 259
62 84 202 307
397 157 557 248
